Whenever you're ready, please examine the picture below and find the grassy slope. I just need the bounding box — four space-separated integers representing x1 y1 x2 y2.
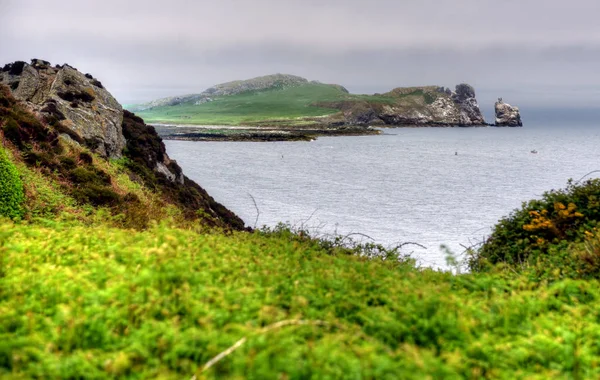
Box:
2 221 600 379
131 84 396 126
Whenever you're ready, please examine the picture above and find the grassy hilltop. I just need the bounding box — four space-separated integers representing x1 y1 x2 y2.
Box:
130 82 398 127
2 75 600 378
132 83 347 125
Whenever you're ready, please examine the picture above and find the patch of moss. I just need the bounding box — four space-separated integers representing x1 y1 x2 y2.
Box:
0 147 24 219
79 152 93 165
57 90 95 103
69 166 111 186
2 61 26 76
71 184 121 207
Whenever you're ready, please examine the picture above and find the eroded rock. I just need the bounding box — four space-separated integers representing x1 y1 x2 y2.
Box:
495 98 523 127
342 84 486 126
0 60 125 158
451 84 486 125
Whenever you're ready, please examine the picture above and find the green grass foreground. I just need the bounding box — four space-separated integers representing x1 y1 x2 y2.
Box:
132 83 393 126
2 221 600 379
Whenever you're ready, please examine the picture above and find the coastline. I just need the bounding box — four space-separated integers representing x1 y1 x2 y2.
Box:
152 123 381 142
153 123 498 142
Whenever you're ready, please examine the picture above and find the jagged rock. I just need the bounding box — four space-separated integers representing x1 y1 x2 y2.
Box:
343 102 377 125
0 60 125 158
451 84 486 125
351 84 486 126
495 98 522 127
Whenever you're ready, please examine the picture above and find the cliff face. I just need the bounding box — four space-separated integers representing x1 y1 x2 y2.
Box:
341 84 486 127
0 59 246 230
0 60 125 158
495 99 523 127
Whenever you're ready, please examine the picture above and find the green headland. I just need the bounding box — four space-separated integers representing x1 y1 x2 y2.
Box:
126 74 489 140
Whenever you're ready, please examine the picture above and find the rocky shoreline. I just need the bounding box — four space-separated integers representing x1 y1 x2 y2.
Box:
153 119 521 142
153 124 381 142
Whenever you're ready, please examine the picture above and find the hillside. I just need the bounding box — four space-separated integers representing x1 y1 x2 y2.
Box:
129 74 317 111
2 59 600 378
131 82 349 126
127 76 486 132
0 59 245 230
1 220 599 379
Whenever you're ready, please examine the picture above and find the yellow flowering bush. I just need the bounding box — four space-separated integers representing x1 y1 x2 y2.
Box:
471 179 600 273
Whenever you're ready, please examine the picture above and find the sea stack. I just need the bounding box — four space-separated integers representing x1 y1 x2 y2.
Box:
495 98 523 127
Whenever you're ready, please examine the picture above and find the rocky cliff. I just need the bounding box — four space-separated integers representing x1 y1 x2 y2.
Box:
495 98 522 127
339 84 486 127
1 59 125 158
0 59 246 229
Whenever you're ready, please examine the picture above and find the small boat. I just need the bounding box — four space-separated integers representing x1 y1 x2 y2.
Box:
530 150 538 154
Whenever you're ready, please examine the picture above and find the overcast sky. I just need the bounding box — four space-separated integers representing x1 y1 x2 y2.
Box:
2 0 600 113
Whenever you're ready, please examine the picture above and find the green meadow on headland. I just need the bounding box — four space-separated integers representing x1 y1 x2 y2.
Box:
2 72 600 378
129 83 353 126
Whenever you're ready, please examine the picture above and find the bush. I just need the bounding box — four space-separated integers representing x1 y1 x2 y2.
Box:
0 147 24 219
71 184 121 207
471 178 600 273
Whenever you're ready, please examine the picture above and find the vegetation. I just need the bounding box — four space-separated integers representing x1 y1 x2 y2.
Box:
1 220 600 379
3 81 600 378
0 85 243 231
131 83 349 125
470 178 600 278
128 83 404 126
0 147 24 219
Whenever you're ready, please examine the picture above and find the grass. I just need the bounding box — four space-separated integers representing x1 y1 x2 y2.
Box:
2 220 600 378
4 80 599 378
130 84 398 126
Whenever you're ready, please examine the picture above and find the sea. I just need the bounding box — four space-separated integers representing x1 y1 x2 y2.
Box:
164 114 600 269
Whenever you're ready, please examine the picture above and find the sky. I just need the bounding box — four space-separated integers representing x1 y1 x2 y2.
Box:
2 0 600 115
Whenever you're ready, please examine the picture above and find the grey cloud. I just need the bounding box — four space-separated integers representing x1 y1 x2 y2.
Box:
1 0 600 111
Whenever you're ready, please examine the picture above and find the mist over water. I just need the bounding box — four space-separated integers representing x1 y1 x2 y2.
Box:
165 116 599 268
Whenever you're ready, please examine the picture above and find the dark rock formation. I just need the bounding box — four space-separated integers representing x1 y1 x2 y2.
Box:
0 59 125 158
495 98 523 127
451 84 486 125
121 111 246 228
342 101 378 125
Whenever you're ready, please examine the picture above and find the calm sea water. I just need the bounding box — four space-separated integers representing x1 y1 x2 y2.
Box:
164 122 600 268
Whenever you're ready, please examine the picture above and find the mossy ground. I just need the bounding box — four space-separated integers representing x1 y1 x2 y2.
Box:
2 221 600 379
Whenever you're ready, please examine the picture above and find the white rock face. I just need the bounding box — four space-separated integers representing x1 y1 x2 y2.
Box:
0 59 125 158
495 99 523 127
344 84 486 126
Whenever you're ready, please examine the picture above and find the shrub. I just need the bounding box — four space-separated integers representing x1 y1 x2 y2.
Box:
78 152 93 165
69 167 111 186
71 184 121 207
0 147 24 219
471 178 600 273
57 90 95 103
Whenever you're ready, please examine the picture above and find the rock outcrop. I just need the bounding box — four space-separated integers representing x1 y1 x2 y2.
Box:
0 59 125 158
495 98 522 127
341 84 486 127
451 84 486 125
0 59 246 229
